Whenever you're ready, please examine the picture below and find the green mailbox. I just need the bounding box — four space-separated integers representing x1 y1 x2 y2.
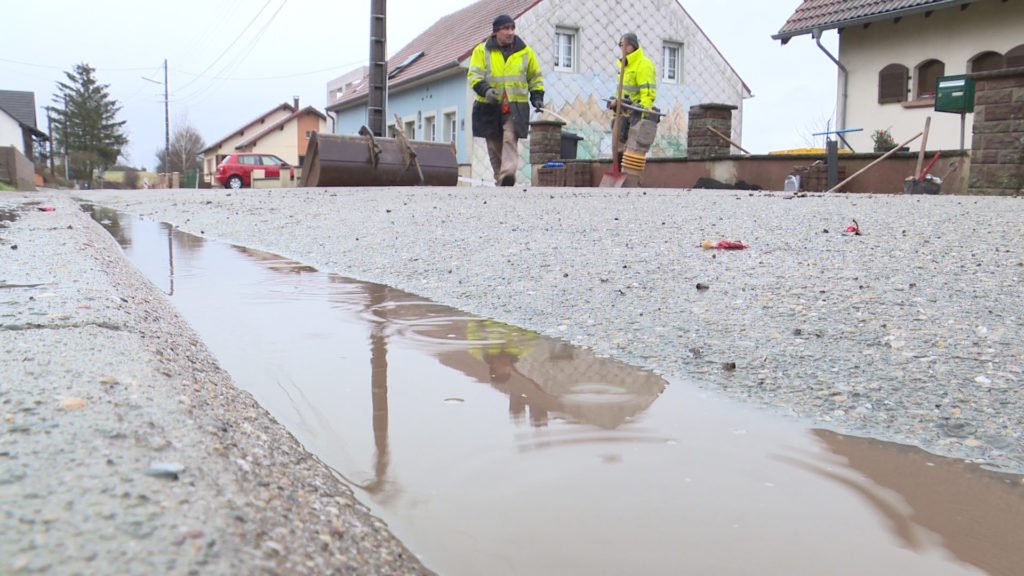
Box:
934 75 975 113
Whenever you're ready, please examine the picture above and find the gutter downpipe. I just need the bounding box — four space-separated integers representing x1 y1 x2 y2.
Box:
813 28 848 144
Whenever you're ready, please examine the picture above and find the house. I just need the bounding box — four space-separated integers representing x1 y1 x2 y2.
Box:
200 98 327 185
774 0 1024 153
326 0 750 184
0 90 48 161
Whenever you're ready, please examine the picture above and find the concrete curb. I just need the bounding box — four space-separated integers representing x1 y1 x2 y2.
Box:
0 191 432 575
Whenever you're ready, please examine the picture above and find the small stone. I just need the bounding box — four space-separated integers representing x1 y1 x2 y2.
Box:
941 421 977 438
58 397 87 410
144 462 184 480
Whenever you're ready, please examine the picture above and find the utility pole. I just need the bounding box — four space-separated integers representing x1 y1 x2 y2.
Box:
143 60 170 172
368 0 387 136
62 94 69 181
46 110 54 176
163 59 170 169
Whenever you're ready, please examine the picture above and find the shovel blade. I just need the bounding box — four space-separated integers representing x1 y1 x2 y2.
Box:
599 170 626 188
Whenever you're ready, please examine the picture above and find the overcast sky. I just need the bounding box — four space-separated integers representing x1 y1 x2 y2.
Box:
2 0 838 168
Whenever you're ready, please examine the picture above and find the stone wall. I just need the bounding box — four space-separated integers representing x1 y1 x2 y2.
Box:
687 103 737 160
968 67 1024 195
0 145 37 191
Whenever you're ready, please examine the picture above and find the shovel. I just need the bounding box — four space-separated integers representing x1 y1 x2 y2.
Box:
600 55 627 187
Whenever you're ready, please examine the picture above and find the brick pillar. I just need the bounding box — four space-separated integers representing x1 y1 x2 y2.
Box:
968 68 1024 196
529 119 565 165
687 103 738 160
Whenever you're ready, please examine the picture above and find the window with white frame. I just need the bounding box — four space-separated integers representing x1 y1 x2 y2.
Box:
404 119 416 140
443 111 457 145
554 28 577 71
423 114 436 142
663 42 682 83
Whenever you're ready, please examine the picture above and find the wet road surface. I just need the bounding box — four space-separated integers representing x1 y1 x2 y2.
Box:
87 205 1024 576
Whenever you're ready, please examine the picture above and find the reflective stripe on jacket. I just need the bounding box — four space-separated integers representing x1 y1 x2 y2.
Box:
617 47 656 109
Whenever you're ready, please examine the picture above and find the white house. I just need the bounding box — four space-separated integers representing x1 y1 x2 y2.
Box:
0 90 47 160
774 0 1024 153
327 0 750 184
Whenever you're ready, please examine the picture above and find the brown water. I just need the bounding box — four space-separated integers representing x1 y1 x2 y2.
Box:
87 206 1024 576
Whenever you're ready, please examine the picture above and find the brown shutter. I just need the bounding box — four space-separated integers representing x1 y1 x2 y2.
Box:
1005 44 1024 69
878 64 908 104
970 51 1004 73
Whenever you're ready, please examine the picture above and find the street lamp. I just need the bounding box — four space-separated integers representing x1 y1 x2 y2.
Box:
142 59 169 172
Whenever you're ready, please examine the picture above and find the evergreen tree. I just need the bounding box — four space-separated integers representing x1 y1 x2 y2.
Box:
46 63 128 186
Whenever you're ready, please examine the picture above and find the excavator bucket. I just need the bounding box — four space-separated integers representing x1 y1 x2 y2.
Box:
300 129 458 187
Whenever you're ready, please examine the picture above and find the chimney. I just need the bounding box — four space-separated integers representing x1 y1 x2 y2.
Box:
293 96 300 110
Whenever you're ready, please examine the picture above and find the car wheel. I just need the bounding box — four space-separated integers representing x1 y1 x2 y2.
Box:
227 175 243 190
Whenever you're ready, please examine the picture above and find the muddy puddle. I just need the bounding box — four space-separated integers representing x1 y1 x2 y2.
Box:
86 205 1024 576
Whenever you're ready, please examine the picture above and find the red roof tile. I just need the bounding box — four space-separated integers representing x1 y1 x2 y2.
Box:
773 0 976 41
328 0 541 111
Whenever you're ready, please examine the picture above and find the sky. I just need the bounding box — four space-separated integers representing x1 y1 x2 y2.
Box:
2 0 839 168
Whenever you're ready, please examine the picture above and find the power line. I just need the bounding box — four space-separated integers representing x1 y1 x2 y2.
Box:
0 57 160 72
170 61 366 82
174 0 290 106
172 0 275 94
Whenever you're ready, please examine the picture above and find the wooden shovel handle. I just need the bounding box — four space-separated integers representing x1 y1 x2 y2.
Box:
611 57 626 171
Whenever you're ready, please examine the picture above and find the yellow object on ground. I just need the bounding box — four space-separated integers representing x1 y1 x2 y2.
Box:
768 147 853 155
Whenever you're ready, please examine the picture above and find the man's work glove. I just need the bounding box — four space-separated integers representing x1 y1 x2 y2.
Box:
530 91 544 111
485 88 500 104
606 95 632 110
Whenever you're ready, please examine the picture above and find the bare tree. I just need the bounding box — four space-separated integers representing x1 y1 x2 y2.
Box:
159 121 205 173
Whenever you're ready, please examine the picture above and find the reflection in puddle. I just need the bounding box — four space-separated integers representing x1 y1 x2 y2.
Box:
87 205 1023 576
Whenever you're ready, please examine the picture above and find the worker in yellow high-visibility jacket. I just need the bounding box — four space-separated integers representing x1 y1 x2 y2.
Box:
607 32 657 143
467 14 545 187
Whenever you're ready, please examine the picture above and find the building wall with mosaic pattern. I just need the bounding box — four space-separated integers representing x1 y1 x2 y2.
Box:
467 0 749 184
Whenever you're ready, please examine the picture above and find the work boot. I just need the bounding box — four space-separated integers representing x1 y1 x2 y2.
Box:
499 174 516 187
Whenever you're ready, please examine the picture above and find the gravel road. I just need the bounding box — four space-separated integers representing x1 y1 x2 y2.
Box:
80 186 1024 475
1 191 432 575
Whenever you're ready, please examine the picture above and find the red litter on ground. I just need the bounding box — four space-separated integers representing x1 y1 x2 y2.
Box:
38 206 56 212
700 239 748 250
843 219 861 236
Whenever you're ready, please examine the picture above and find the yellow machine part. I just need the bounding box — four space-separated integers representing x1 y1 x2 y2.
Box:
621 150 647 174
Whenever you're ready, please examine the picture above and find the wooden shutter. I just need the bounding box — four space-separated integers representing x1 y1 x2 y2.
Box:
1005 44 1024 69
878 64 908 104
970 51 1004 73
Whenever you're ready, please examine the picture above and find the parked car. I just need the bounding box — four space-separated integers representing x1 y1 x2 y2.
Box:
214 152 293 189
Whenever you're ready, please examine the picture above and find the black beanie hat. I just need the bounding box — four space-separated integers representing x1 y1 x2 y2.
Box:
492 14 514 31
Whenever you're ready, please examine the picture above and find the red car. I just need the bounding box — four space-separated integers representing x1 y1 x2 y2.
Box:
215 152 293 189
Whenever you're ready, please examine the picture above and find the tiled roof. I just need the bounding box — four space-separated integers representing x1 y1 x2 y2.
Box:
235 106 327 149
0 90 42 132
200 102 296 154
773 0 976 41
328 0 541 111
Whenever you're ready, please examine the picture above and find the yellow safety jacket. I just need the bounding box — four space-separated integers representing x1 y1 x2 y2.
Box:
468 35 544 140
617 47 657 110
466 319 539 362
